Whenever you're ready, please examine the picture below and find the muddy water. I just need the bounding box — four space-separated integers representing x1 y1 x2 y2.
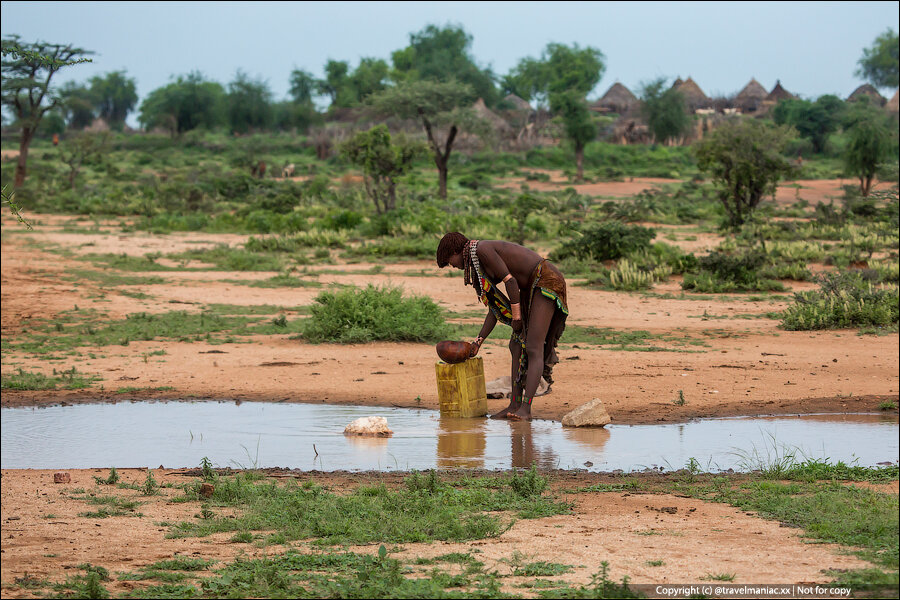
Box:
1 401 897 472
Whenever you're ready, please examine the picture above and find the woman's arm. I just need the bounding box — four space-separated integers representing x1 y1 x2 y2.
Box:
470 310 497 357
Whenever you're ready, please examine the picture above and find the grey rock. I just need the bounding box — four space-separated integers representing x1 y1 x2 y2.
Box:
561 398 611 427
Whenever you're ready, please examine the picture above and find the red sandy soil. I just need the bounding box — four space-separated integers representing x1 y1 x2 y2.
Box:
1 178 897 595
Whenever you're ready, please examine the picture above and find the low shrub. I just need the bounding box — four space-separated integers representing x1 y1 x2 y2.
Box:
781 272 899 330
552 222 656 262
300 285 451 343
682 250 786 293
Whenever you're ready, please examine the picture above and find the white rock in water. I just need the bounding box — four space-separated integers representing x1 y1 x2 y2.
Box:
561 398 611 427
344 416 393 437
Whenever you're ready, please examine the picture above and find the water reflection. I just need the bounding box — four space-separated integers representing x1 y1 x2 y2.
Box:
509 421 560 469
437 417 486 468
561 426 611 455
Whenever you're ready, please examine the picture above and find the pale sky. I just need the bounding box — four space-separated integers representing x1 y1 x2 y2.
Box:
2 1 898 126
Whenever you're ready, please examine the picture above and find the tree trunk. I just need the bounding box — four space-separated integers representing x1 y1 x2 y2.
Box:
575 143 584 183
14 128 34 188
437 160 448 200
862 175 873 197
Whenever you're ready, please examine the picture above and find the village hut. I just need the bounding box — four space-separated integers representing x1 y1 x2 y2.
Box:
593 82 638 115
734 78 769 113
766 80 794 103
847 84 886 106
503 93 533 112
887 90 899 114
472 98 513 135
672 77 711 111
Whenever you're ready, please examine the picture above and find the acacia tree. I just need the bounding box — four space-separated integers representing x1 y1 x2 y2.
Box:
503 42 605 109
58 132 109 190
391 24 498 106
694 119 796 229
505 43 605 177
550 91 595 182
1 35 92 187
856 28 899 89
842 104 894 197
340 125 423 213
368 79 485 199
640 78 691 144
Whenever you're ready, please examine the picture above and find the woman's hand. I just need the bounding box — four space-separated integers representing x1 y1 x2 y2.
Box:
511 319 524 333
469 337 484 357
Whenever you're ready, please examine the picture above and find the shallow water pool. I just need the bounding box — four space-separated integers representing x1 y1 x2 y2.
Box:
1 401 897 472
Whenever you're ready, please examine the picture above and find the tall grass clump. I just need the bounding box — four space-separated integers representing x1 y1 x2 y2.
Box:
781 272 899 330
300 285 451 343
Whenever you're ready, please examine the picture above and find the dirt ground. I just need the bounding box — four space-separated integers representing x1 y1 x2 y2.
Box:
0 469 883 596
1 178 897 592
2 185 897 423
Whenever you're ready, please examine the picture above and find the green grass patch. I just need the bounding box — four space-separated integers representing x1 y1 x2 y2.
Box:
1 366 100 390
169 468 569 545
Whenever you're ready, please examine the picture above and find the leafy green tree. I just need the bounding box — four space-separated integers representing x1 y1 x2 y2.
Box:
550 90 596 182
1 35 92 186
694 119 796 229
317 59 354 108
288 68 317 104
226 71 273 133
89 70 137 130
855 28 899 89
391 24 498 106
503 43 605 108
772 95 844 154
368 79 485 199
58 81 95 129
842 104 894 197
138 72 226 137
640 78 691 144
273 100 320 133
349 57 389 103
340 125 424 213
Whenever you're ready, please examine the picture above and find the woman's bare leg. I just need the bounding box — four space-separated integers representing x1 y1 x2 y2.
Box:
511 294 555 420
490 337 524 418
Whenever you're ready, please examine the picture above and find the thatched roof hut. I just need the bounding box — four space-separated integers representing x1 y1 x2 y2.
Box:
887 90 899 114
594 82 638 114
672 77 711 110
734 78 769 113
472 98 513 135
767 80 794 102
847 84 886 106
503 93 533 112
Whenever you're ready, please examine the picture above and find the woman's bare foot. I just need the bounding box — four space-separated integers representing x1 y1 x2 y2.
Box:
509 404 533 421
490 401 521 419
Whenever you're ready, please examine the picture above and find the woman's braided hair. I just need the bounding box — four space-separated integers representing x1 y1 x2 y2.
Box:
436 232 469 268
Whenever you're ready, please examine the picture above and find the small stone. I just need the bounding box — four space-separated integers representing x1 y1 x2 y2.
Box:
343 416 393 437
561 398 611 427
199 483 215 498
53 472 71 484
